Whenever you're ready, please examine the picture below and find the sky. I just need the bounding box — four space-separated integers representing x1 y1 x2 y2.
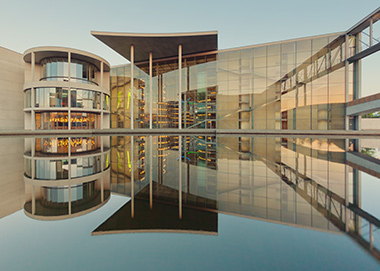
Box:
0 0 379 94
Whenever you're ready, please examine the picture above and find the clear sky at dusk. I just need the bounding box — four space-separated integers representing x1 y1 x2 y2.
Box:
0 1 379 94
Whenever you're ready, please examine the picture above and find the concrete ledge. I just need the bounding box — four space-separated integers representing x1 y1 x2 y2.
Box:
0 129 379 137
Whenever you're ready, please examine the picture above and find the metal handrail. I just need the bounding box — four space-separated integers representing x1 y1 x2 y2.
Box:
39 76 98 86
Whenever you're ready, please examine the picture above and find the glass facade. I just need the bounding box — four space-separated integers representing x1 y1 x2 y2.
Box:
41 181 97 204
110 66 147 128
71 89 101 109
24 89 31 108
35 137 100 154
110 135 348 230
33 154 101 180
111 34 356 131
41 58 98 85
35 112 100 130
35 87 68 108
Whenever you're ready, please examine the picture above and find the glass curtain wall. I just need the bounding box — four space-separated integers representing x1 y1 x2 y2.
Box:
41 58 98 85
110 66 148 128
110 33 355 131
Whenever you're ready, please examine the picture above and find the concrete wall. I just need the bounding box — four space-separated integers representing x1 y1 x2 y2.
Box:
361 118 380 131
0 138 25 218
0 47 24 129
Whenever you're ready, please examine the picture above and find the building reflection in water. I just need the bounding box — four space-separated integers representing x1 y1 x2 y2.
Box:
23 136 111 220
95 135 380 262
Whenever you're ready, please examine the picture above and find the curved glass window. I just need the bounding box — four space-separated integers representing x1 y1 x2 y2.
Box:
25 159 32 178
25 89 31 108
41 58 98 85
71 112 100 129
70 137 100 154
103 94 110 111
35 112 100 130
36 112 69 130
103 153 110 170
70 156 101 178
35 87 68 108
71 89 101 109
35 155 101 180
35 137 100 154
41 181 96 204
35 159 69 180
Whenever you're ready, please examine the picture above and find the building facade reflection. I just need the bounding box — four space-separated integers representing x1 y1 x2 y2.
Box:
23 136 111 220
97 135 380 262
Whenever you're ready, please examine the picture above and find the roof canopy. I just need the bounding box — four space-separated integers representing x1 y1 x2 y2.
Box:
91 31 218 63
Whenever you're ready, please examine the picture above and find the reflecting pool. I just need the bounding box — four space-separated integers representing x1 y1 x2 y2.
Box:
0 135 380 270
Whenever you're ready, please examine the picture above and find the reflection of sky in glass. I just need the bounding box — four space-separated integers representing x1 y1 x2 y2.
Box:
0 194 379 271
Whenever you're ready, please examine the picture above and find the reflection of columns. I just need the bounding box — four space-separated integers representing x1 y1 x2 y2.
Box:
344 163 349 232
131 45 134 129
369 223 374 250
68 185 72 215
179 136 182 219
31 186 35 215
353 168 361 233
149 135 153 209
101 177 104 202
100 61 104 129
178 44 182 129
149 52 153 129
131 136 134 218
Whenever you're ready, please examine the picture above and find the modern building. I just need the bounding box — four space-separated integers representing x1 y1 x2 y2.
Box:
21 47 112 219
23 47 111 131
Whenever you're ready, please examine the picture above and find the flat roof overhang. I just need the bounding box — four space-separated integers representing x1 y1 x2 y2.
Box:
91 31 218 63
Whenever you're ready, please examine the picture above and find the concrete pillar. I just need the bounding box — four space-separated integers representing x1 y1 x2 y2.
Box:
100 61 104 87
149 135 153 209
68 52 71 81
179 136 182 219
149 52 153 129
131 45 134 129
178 44 182 129
131 136 134 218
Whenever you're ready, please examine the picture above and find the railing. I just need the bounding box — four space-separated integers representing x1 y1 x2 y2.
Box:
39 76 98 86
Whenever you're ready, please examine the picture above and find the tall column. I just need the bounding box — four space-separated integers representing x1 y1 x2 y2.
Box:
149 52 153 129
31 87 35 131
131 136 134 218
370 18 374 47
344 35 349 131
131 45 134 129
179 136 182 219
178 44 182 129
100 61 104 87
31 52 35 131
150 135 153 209
31 52 35 82
68 52 71 81
68 87 71 130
